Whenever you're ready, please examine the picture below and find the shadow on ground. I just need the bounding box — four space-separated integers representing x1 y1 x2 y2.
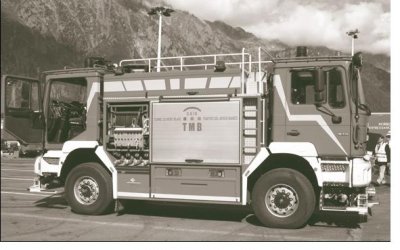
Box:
307 212 362 228
34 193 68 209
119 200 252 223
33 195 365 229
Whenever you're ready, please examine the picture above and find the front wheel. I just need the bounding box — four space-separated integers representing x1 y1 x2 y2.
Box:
252 168 316 228
65 162 113 215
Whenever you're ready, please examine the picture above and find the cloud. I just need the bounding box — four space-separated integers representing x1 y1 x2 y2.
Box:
164 0 390 55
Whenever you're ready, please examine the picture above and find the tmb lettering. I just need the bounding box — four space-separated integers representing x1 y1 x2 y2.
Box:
183 122 202 131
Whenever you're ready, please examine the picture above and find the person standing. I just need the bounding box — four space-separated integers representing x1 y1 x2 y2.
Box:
385 131 391 176
375 134 389 185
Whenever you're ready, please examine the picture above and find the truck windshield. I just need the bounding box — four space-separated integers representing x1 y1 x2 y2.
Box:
47 77 87 143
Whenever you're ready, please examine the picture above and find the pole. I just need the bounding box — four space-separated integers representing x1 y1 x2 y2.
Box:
346 29 359 56
351 37 354 56
149 7 173 72
157 13 162 72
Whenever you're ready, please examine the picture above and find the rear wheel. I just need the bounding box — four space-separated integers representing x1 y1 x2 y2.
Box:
252 168 315 228
65 162 113 215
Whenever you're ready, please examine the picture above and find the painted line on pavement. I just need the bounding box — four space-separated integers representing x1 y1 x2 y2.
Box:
1 191 56 197
1 212 232 237
152 225 227 235
1 162 34 165
2 212 145 229
1 212 311 240
1 168 32 172
1 187 32 191
1 177 32 181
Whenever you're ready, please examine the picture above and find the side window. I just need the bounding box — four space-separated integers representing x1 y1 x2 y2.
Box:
6 79 30 109
47 77 87 143
291 70 324 105
326 68 345 108
31 82 40 111
5 78 40 111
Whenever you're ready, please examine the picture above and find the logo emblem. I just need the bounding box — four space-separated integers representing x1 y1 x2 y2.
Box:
182 107 202 132
126 178 141 185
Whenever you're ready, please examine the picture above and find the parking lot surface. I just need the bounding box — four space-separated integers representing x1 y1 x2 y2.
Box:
1 157 390 241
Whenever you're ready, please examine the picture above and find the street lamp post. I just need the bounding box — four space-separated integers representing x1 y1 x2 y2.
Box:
346 29 359 56
148 7 174 72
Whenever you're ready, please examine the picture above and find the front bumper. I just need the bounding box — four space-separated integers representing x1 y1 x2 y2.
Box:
320 185 378 221
29 155 62 193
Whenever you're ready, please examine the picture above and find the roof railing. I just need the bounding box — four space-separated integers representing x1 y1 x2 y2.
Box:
119 49 252 72
118 48 279 94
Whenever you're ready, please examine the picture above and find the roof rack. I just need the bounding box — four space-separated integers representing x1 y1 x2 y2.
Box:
120 48 254 72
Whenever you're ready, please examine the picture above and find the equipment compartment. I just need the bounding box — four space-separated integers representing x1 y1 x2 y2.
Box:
117 167 150 196
151 165 241 202
151 100 241 164
105 102 150 168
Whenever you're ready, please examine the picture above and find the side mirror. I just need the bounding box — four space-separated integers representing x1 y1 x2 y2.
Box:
314 91 325 105
352 52 363 68
315 70 325 92
332 115 342 124
314 70 325 104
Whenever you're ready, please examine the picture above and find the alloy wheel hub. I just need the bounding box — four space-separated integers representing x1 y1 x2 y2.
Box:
74 177 99 205
265 184 299 217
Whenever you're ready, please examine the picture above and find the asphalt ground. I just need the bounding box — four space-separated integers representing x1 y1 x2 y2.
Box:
1 157 390 241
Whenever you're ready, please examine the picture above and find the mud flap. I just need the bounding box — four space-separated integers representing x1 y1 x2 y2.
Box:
114 199 125 216
365 186 379 218
359 213 368 223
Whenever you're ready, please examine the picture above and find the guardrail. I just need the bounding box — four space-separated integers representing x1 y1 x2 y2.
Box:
119 48 275 94
120 49 251 71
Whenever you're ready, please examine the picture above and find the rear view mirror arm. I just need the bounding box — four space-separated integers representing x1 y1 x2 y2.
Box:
315 104 342 124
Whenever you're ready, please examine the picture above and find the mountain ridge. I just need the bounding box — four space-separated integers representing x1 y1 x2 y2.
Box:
0 0 390 111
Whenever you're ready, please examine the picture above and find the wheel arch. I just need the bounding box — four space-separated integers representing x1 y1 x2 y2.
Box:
59 148 110 184
248 153 319 199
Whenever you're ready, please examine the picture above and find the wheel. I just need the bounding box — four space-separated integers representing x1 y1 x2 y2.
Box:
65 162 113 215
252 168 316 228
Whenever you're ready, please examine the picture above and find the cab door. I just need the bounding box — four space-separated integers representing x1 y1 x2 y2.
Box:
1 75 43 146
43 71 104 150
284 67 351 156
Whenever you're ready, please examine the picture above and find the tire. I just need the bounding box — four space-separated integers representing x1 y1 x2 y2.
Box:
65 162 113 215
251 168 316 228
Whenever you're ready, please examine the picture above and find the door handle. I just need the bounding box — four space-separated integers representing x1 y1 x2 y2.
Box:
185 159 204 164
287 130 300 136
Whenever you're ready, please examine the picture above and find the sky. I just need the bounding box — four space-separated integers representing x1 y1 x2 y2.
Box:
164 0 391 55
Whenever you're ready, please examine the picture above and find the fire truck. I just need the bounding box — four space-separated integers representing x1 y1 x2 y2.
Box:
1 47 376 228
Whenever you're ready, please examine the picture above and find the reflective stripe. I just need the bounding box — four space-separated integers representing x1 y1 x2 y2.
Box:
87 82 100 111
375 142 388 162
152 193 239 202
117 192 149 198
241 148 270 205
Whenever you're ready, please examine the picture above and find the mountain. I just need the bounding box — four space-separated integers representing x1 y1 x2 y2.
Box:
0 0 390 112
1 11 84 77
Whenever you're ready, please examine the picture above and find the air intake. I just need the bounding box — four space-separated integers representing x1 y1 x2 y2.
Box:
296 46 308 57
